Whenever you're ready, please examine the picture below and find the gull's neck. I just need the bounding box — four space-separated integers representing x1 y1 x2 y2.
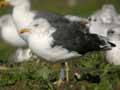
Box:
13 1 31 12
12 1 34 28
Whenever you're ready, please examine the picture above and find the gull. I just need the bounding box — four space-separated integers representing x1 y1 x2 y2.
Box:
0 0 89 85
86 4 120 37
86 4 120 65
0 0 37 62
0 14 33 62
19 17 115 85
106 26 120 65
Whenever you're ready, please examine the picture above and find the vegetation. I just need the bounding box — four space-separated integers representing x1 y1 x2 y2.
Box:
0 0 120 90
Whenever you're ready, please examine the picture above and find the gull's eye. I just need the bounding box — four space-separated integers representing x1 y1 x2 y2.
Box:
108 29 115 35
34 24 39 27
88 17 92 21
93 18 97 22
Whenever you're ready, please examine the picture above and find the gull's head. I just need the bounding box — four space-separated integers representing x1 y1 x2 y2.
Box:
87 14 106 35
19 18 53 41
0 0 30 7
107 26 120 41
87 15 100 27
87 8 116 37
87 10 104 28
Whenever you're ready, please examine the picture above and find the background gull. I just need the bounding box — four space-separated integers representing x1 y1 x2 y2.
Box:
86 4 120 65
0 0 38 62
0 14 33 62
106 26 120 65
87 4 120 37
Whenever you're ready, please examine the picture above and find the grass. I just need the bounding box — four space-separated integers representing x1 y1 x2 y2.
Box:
0 0 120 90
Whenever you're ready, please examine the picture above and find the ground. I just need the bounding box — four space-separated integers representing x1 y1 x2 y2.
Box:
0 0 120 90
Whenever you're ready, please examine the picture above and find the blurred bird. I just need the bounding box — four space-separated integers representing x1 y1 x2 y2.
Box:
106 26 120 65
87 4 120 37
86 4 120 65
0 0 37 62
0 14 34 62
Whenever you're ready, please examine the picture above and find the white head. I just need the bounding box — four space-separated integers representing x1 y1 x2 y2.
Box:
18 18 55 41
107 26 120 41
87 4 117 37
87 14 109 37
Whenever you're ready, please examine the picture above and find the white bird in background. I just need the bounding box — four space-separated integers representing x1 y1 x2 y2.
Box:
0 0 37 62
0 14 33 62
0 15 26 47
87 4 120 37
87 14 112 37
86 4 120 65
106 26 120 65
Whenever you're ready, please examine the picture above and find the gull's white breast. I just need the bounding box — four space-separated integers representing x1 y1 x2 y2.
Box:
106 41 120 65
28 29 80 62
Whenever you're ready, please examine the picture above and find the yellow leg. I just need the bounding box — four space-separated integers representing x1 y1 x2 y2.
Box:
53 63 65 87
65 62 69 82
53 79 64 87
54 62 69 86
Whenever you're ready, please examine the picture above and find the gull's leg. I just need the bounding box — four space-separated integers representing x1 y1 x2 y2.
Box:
54 62 70 86
65 62 69 82
54 63 65 86
60 63 65 80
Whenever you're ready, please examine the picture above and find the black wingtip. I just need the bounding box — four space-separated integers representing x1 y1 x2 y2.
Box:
108 41 116 47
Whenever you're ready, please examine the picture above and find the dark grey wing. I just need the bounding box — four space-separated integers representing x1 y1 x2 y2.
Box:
33 11 112 54
34 11 89 33
51 22 109 54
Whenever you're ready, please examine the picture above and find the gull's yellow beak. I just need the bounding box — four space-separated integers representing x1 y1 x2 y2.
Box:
19 28 30 34
0 0 9 8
